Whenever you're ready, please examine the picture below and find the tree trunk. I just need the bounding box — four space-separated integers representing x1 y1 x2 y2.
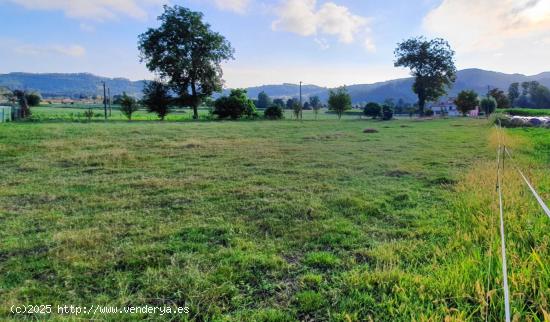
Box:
418 93 426 116
191 82 198 120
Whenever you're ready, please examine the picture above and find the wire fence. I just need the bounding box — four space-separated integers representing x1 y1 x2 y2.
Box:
491 123 550 322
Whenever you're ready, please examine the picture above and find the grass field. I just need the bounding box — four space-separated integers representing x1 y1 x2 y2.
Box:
1 109 549 321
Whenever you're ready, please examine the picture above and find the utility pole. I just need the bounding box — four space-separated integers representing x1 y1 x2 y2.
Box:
102 81 107 120
107 87 112 117
299 81 303 120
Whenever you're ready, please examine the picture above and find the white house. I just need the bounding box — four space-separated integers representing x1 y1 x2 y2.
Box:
427 98 460 116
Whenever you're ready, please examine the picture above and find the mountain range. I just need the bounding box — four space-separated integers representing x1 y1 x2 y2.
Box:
1 69 550 104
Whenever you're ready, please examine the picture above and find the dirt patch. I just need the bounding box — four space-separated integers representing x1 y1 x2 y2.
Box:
363 128 379 133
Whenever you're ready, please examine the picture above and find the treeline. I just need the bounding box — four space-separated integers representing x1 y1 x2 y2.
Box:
508 81 550 108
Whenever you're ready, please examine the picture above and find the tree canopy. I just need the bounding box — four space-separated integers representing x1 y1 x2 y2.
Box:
256 91 272 109
138 5 234 119
454 90 479 116
488 88 510 109
142 80 173 120
213 89 257 119
363 102 381 119
328 87 351 120
480 96 497 116
119 93 139 120
394 37 456 114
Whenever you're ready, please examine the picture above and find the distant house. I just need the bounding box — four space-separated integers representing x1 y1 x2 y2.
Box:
427 98 460 117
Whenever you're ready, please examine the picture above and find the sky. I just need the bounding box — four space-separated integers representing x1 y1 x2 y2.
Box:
0 0 550 88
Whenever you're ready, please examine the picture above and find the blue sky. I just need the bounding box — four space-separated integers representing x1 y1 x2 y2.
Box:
1 0 550 87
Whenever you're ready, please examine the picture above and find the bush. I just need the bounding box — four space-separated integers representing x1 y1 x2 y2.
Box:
364 102 381 119
83 109 94 121
264 104 284 120
424 109 434 117
25 93 41 107
480 96 497 116
381 105 394 120
119 92 139 120
142 80 172 120
213 89 258 119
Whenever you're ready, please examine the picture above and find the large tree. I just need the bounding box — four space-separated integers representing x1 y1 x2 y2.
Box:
394 37 456 114
138 5 234 119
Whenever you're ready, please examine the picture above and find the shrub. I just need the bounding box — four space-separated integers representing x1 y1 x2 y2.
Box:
364 102 381 119
264 104 284 120
25 92 41 107
480 96 497 116
424 109 434 117
142 80 172 120
381 105 394 120
83 109 94 121
213 89 258 119
119 92 139 120
328 87 351 120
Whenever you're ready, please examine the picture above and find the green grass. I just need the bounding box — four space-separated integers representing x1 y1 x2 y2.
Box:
0 111 549 321
502 108 550 117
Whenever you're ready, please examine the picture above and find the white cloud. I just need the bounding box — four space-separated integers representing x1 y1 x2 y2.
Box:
212 0 251 14
423 0 550 52
6 0 166 21
15 44 86 57
271 0 375 51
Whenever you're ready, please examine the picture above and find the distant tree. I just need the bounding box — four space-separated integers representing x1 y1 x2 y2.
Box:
273 98 285 108
292 100 302 119
12 90 31 118
454 90 479 116
381 104 394 121
480 96 497 117
395 98 406 114
521 82 530 96
264 104 284 120
309 95 321 120
286 98 296 110
142 80 172 120
328 87 351 120
120 92 139 120
309 96 320 107
488 88 510 109
363 102 381 119
25 92 41 107
256 91 271 109
394 37 456 114
213 89 257 119
303 101 311 110
138 5 234 119
508 82 520 106
528 82 550 108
